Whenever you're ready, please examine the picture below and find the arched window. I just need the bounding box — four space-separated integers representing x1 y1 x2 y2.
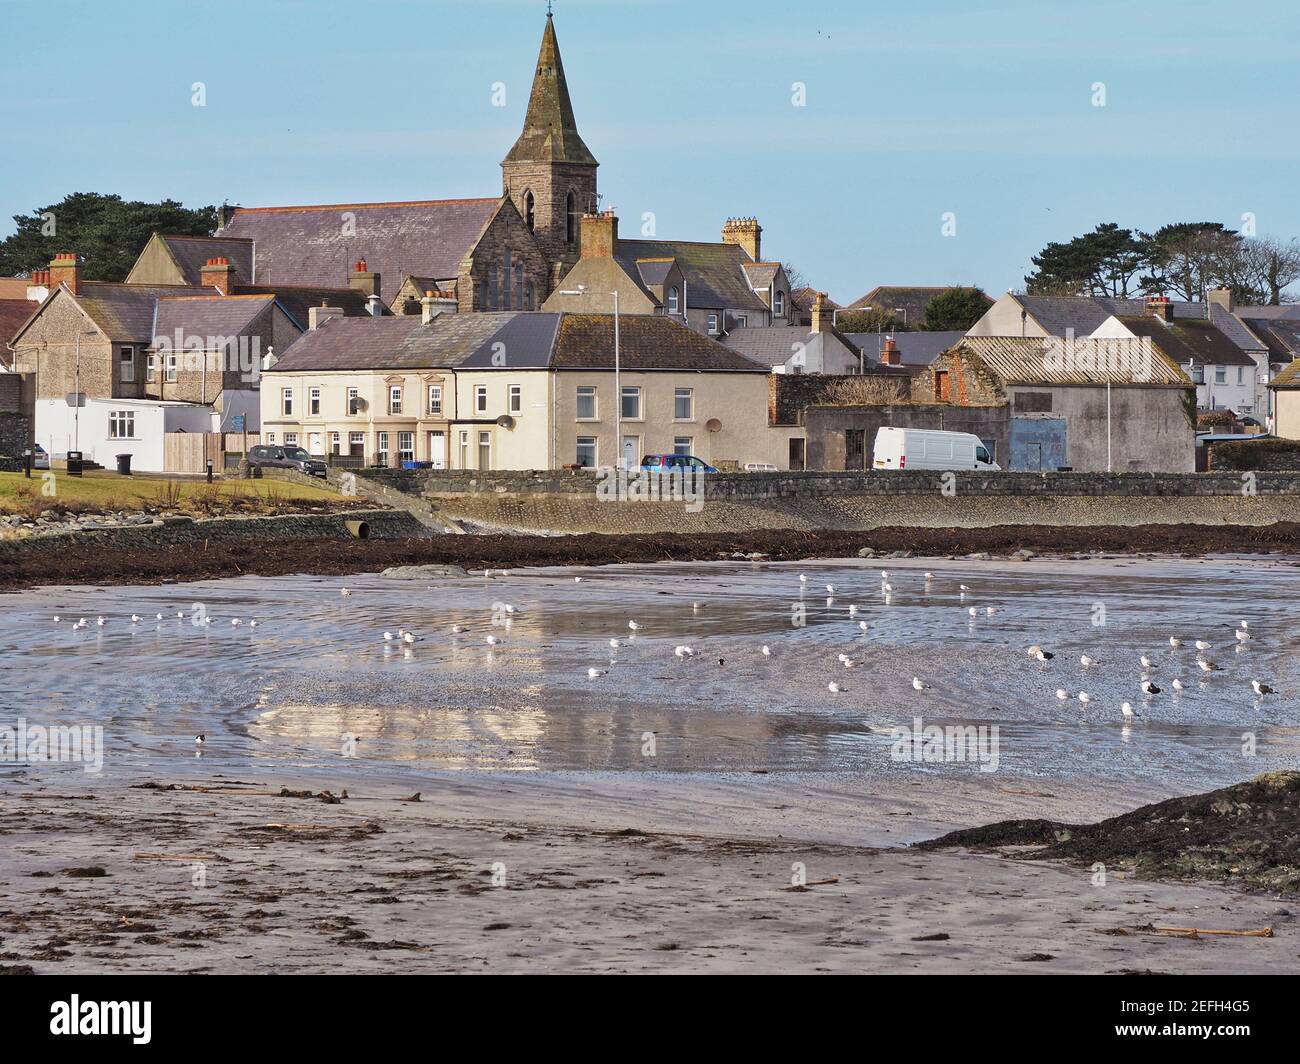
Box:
523 190 535 232
667 286 680 315
566 190 578 244
774 290 785 317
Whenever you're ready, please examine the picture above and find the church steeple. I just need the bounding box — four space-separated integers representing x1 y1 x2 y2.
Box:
504 12 597 166
502 10 600 295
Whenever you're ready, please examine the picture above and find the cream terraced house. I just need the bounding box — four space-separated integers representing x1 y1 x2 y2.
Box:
262 305 788 470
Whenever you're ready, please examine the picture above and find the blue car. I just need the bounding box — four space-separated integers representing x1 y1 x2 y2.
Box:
641 454 717 473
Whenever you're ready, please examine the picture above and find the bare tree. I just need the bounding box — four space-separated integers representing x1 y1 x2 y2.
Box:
1233 237 1300 305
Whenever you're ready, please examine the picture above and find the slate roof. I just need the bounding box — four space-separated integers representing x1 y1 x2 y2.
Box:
846 285 990 322
1238 317 1300 362
634 259 675 287
231 283 373 329
844 330 967 368
1233 304 1300 320
153 294 278 341
216 198 501 304
1114 316 1258 368
267 312 767 375
503 15 597 167
954 336 1189 386
792 287 839 311
742 262 781 290
158 235 255 285
721 326 818 366
74 283 213 341
614 239 766 313
0 299 35 348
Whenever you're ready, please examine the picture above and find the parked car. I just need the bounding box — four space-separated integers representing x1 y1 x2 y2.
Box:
872 427 1001 472
31 444 50 470
247 444 329 478
641 454 718 473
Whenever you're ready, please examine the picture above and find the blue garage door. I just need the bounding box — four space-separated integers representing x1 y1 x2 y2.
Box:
1009 418 1066 471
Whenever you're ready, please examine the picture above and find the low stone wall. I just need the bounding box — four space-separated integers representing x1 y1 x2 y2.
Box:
0 508 429 555
367 467 1298 499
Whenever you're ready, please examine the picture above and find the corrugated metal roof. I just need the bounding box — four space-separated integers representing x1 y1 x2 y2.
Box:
956 336 1189 386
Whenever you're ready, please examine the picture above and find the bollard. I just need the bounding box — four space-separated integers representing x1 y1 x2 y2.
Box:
23 449 32 479
206 459 214 485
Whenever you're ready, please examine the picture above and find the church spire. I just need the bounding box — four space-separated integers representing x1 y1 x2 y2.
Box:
504 11 597 166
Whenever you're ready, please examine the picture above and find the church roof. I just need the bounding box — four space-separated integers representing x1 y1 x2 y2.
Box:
503 14 597 167
215 198 501 304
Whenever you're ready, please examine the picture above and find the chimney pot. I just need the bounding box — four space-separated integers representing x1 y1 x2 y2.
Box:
49 252 81 295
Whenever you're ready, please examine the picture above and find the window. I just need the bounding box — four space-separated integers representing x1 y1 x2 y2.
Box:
428 384 442 415
165 351 178 383
377 431 390 465
330 431 341 456
1237 367 1245 385
459 430 469 468
576 385 597 420
478 430 491 470
526 282 535 311
285 432 298 446
524 190 535 232
576 437 597 468
1190 365 1205 384
1214 366 1227 385
566 190 578 244
349 431 365 457
119 346 135 384
774 291 785 317
734 314 748 328
475 385 488 414
707 313 719 335
389 385 403 415
489 267 499 310
934 370 951 401
674 388 694 420
309 387 321 416
398 432 415 462
620 385 641 420
281 388 294 416
509 384 522 415
673 436 693 456
108 410 135 439
146 354 157 383
347 387 360 415
667 286 680 315
266 432 276 445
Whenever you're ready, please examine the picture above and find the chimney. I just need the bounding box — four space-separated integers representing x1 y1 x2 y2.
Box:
1207 287 1234 314
366 294 384 317
217 204 238 230
26 268 50 302
580 211 618 260
49 252 81 296
721 217 762 262
1146 295 1174 323
201 256 234 295
349 257 381 299
308 302 345 330
421 289 458 325
810 291 833 333
881 337 902 366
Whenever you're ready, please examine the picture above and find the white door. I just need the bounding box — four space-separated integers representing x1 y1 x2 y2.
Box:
428 431 446 470
309 432 324 456
622 436 638 468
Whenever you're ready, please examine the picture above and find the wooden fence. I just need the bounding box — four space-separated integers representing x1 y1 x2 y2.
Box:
164 432 260 474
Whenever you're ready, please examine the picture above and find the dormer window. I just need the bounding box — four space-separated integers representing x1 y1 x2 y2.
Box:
774 290 785 317
667 286 680 315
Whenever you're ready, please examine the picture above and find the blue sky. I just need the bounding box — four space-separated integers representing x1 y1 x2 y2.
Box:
1 0 1297 301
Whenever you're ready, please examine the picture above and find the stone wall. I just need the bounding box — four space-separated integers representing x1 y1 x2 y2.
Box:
769 372 910 426
0 411 30 461
804 404 1008 471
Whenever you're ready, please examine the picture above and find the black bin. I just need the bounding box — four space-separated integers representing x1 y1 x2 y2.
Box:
66 450 84 477
116 453 133 476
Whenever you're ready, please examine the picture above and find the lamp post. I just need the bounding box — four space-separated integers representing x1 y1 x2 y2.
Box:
559 286 622 468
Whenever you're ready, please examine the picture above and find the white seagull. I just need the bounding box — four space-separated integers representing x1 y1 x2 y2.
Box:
1078 692 1092 705
1121 702 1137 720
340 588 352 598
912 677 928 692
1197 659 1223 673
1172 678 1186 691
828 682 843 694
674 645 695 658
1169 636 1182 648
1140 654 1156 669
1194 640 1212 652
1080 655 1097 668
587 667 605 679
761 645 771 657
486 635 500 646
1141 680 1161 696
1252 680 1276 696
1056 689 1069 700
628 621 643 631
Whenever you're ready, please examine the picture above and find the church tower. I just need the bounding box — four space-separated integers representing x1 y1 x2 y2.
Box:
502 11 599 292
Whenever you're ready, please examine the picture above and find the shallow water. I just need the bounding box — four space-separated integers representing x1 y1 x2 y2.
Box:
2 557 1298 791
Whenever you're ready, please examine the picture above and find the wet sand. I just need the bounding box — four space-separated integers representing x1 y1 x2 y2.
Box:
2 772 1291 974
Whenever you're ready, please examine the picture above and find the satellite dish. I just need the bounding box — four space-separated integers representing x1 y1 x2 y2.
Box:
496 415 516 429
705 418 722 432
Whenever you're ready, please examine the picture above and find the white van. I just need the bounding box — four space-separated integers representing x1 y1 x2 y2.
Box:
872 427 1001 471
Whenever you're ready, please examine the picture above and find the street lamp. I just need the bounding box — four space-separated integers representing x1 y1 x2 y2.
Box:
558 285 623 468
894 308 908 330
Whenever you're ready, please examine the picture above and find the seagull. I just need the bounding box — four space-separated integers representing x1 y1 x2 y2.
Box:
1252 680 1276 696
131 615 141 624
53 616 61 623
1056 689 1069 700
574 577 583 583
923 572 934 581
383 631 394 642
586 667 605 679
693 602 704 612
968 607 978 617
912 677 928 692
880 571 890 581
881 583 893 594
848 605 859 617
799 574 808 584
249 620 258 628
1141 680 1161 696
843 658 857 669
959 584 971 593
1078 692 1092 705
1034 648 1054 662
1140 654 1156 669
1168 636 1182 648
403 632 417 644
1235 630 1250 643
1027 645 1043 658
1197 659 1223 673
156 613 163 621
674 645 695 658
837 653 849 662
1239 619 1249 630
231 618 242 627
340 588 352 598
825 584 835 594
828 682 843 694
985 606 997 616
1194 640 1212 652
74 619 87 629
1121 702 1137 720
628 621 643 631
194 734 206 746
858 620 869 630
96 617 106 627
1080 655 1097 668
452 625 467 634
486 635 500 646
608 639 621 649
761 645 771 656
1172 678 1186 691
